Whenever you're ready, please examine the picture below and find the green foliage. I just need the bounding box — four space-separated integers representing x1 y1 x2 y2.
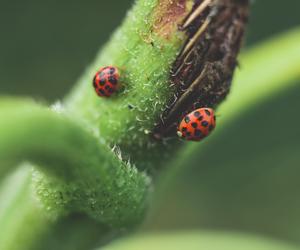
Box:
103 231 299 250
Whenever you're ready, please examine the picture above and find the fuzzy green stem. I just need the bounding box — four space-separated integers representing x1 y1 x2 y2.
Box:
0 98 150 227
65 0 192 171
0 166 110 250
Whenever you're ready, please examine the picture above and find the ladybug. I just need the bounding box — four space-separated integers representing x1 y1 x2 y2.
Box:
93 66 120 97
177 108 216 141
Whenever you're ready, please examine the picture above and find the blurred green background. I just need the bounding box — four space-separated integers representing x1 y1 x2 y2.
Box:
1 1 299 101
1 0 300 246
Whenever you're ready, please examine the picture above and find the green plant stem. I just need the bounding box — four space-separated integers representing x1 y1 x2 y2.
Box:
0 166 110 250
65 0 192 171
0 166 49 250
0 98 150 227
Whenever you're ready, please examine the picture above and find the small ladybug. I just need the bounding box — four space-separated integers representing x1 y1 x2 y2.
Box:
93 66 120 97
177 108 216 141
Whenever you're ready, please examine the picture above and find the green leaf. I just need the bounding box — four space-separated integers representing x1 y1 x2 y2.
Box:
102 231 298 250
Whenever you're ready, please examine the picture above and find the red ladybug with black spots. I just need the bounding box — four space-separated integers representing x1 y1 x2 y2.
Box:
93 66 120 97
177 108 216 141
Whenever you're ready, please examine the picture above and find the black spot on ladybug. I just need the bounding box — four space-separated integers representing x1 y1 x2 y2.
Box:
194 111 201 118
99 79 106 85
201 121 209 127
99 89 105 95
109 68 116 74
184 116 190 123
109 76 118 85
105 85 110 90
205 109 211 116
191 122 198 128
194 129 202 137
182 127 187 132
209 125 214 131
197 116 203 121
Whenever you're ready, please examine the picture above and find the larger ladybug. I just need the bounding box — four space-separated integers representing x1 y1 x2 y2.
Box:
93 66 120 97
178 108 216 141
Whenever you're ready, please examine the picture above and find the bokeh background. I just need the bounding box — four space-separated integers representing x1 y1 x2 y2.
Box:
1 1 299 101
1 0 300 246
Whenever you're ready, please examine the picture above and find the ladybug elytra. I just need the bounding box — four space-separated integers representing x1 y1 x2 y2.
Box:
178 108 216 141
93 66 120 97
